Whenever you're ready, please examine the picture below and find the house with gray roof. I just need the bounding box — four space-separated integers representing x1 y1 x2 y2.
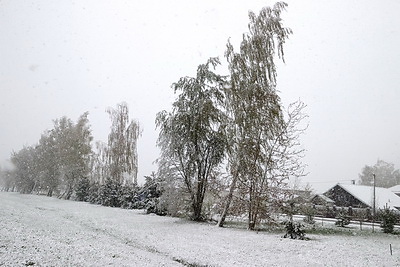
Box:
322 183 400 211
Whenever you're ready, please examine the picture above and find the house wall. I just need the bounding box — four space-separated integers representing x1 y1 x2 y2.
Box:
311 195 333 206
323 185 369 208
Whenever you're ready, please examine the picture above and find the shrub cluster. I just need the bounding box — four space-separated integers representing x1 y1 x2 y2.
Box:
73 177 166 214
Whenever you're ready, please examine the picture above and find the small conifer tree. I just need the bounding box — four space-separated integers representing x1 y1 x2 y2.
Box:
75 177 90 201
379 208 398 234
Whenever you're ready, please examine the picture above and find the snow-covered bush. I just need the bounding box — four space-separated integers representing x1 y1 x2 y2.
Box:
118 185 138 209
98 178 122 207
154 173 191 218
283 220 306 240
87 182 100 204
74 177 90 202
78 179 148 210
379 208 398 234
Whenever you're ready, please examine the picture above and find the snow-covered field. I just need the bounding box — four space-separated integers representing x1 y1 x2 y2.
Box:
0 192 399 266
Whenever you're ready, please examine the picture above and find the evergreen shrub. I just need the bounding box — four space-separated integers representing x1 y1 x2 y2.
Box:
75 177 90 202
379 208 398 234
283 220 306 240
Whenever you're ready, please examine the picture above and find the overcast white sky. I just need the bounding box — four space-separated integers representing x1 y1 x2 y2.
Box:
1 0 399 188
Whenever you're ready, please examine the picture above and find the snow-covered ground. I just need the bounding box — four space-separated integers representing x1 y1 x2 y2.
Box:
0 192 399 266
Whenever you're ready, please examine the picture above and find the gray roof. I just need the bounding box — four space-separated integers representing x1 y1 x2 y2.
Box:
389 185 400 193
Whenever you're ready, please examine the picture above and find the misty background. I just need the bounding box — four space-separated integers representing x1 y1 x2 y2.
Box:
1 0 399 188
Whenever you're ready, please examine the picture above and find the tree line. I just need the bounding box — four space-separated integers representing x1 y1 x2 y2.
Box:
0 2 309 230
0 103 144 202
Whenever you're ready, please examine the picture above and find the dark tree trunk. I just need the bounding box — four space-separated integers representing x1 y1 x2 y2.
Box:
192 201 203 221
217 173 238 227
65 180 74 200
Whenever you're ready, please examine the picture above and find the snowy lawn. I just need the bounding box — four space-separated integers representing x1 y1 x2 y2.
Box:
0 192 399 266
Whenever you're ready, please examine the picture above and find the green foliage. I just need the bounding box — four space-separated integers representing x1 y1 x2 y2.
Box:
75 177 90 201
119 185 141 209
98 178 123 207
218 2 307 230
9 112 93 197
156 57 227 221
379 208 398 234
283 220 306 240
54 113 93 199
156 164 191 218
10 146 40 194
84 178 144 209
87 182 100 204
141 174 166 215
74 174 167 212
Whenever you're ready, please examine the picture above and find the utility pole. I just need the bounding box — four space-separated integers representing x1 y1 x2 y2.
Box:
372 173 376 233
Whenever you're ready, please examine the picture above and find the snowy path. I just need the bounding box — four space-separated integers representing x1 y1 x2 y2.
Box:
0 192 399 266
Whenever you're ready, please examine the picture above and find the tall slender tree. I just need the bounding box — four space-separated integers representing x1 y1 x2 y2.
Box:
36 131 60 196
52 113 93 199
217 2 306 229
156 58 227 221
106 102 141 184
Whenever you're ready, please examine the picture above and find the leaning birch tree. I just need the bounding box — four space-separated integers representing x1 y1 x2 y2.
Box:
217 2 307 229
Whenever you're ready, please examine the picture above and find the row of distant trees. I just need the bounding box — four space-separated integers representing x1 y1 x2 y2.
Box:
0 3 309 230
0 103 140 199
